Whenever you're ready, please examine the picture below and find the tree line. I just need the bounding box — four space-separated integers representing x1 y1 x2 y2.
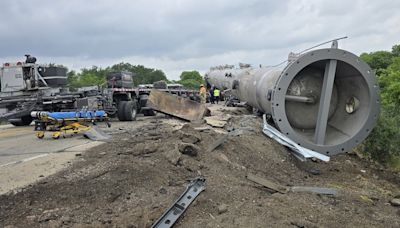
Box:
66 62 204 90
360 44 400 167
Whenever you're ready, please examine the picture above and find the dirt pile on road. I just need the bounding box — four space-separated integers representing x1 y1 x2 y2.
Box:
1 107 400 227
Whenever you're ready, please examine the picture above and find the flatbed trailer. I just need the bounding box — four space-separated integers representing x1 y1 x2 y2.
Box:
0 56 200 125
101 87 199 121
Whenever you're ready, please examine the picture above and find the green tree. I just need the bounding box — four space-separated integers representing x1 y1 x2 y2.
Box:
179 79 201 89
392 44 400 57
360 51 393 73
180 71 203 82
66 63 168 89
362 44 400 166
177 71 204 89
146 69 168 84
379 57 400 106
67 70 80 88
108 63 168 85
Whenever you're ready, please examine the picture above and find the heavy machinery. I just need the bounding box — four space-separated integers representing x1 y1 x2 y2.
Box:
205 41 380 156
101 79 199 121
0 56 200 125
0 55 100 126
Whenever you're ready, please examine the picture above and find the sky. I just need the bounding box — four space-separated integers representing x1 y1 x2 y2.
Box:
0 0 399 80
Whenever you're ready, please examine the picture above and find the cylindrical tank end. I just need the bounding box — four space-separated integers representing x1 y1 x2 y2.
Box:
272 48 380 155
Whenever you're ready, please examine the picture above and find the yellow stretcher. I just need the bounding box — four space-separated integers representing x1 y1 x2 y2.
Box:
31 111 110 140
35 122 93 139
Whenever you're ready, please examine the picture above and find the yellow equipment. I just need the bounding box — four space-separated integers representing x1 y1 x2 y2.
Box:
31 111 109 140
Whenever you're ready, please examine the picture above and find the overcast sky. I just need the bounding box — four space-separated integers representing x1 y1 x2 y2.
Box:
0 0 399 79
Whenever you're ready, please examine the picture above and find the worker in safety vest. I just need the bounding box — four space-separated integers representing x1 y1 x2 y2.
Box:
210 86 215 104
199 84 207 104
213 88 220 104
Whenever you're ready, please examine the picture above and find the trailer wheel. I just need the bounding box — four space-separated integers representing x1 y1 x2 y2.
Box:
36 132 45 139
117 101 127 121
9 115 33 126
143 109 156 116
124 101 137 121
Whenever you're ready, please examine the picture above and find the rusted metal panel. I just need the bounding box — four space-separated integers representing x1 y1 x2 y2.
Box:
148 89 207 121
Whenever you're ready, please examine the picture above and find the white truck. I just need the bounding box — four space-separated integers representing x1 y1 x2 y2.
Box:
0 55 98 125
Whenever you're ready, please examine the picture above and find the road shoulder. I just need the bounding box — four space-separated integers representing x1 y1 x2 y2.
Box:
0 141 104 195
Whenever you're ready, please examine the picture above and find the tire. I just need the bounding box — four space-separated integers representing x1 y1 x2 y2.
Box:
143 109 156 116
123 101 137 121
117 101 127 121
9 115 33 126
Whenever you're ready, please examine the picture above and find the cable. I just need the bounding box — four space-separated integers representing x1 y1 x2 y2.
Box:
266 36 348 67
297 36 348 55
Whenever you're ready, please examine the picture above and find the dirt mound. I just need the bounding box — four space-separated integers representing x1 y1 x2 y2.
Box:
1 109 399 227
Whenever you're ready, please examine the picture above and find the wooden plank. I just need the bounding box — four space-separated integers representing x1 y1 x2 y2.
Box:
246 173 288 193
207 135 228 153
290 186 338 195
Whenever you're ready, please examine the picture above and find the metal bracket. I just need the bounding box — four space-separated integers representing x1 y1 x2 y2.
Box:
34 67 48 87
151 177 206 228
262 114 330 162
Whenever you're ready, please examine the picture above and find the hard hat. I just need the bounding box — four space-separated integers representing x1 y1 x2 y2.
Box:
200 84 204 87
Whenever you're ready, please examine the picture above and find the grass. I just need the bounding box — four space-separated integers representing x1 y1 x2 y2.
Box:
388 156 400 171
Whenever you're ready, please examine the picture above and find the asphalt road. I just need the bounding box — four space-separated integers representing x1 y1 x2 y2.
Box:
0 124 107 194
0 125 92 167
0 115 180 194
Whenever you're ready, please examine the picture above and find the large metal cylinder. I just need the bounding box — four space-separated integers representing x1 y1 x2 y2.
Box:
205 48 380 155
